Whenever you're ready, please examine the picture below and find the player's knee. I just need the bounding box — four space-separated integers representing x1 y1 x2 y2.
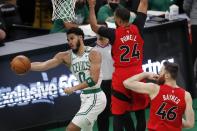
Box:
0 29 6 41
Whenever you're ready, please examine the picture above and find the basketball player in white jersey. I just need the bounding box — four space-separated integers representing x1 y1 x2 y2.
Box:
30 27 107 131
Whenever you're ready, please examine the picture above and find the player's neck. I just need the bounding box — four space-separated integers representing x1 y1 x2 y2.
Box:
164 80 178 88
76 45 85 56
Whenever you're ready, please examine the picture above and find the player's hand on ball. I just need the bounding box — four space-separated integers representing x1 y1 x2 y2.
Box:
64 87 74 95
146 72 159 81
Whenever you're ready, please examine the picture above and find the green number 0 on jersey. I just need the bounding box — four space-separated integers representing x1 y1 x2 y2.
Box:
79 72 86 83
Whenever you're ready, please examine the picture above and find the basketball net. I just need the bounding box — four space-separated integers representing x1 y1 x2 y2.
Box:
51 0 76 22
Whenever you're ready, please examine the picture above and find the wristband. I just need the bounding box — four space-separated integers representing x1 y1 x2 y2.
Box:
86 77 96 87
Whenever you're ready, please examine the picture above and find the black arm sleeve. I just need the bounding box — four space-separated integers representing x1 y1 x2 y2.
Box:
98 27 116 44
133 12 147 35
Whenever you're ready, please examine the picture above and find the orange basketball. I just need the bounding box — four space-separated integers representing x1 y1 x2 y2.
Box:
11 55 31 74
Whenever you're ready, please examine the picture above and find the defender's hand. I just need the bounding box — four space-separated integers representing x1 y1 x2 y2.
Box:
64 87 74 95
146 72 159 81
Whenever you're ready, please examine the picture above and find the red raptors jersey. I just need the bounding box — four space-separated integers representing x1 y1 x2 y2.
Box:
148 85 186 131
111 25 149 113
112 24 144 69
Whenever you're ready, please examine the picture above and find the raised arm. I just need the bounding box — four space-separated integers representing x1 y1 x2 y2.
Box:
182 91 195 128
132 0 148 35
88 0 100 33
64 50 102 94
137 0 148 14
123 72 159 99
31 52 69 71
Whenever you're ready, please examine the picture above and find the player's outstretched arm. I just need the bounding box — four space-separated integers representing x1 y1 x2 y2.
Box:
182 92 195 128
88 0 100 33
31 52 68 71
123 72 159 99
137 0 148 14
64 50 101 94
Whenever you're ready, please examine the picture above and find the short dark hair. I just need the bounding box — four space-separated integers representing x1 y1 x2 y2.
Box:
115 7 130 22
163 61 179 80
67 27 84 39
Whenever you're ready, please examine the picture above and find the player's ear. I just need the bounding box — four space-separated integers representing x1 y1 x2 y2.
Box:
79 35 83 40
165 72 170 79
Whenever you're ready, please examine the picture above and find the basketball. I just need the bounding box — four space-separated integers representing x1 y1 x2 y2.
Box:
10 55 31 74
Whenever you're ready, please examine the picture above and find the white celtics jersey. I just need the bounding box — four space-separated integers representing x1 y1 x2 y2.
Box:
70 46 102 90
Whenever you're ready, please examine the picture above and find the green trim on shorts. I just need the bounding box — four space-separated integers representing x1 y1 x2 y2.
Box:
82 88 102 94
76 94 97 116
